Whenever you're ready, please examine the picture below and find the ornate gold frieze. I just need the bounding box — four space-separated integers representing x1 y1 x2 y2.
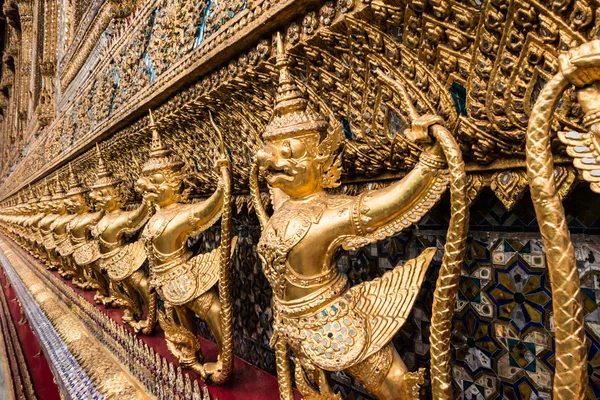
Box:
2 0 599 203
1 0 339 199
58 0 143 92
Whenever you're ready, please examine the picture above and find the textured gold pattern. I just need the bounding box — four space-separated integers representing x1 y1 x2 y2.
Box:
0 0 597 398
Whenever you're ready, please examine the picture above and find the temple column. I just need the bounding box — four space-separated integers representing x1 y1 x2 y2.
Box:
17 0 33 129
36 0 58 127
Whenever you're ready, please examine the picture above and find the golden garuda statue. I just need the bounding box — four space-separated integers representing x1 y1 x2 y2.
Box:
59 164 102 290
8 191 27 245
31 180 54 259
89 144 157 334
11 192 26 244
52 170 81 280
17 188 34 246
22 187 41 256
136 110 236 384
250 33 468 399
39 176 66 271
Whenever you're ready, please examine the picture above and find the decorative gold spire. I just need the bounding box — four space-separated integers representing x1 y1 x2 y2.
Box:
91 143 122 189
263 32 328 140
27 185 38 204
149 110 167 154
141 110 184 174
67 163 89 195
40 178 53 201
52 173 67 200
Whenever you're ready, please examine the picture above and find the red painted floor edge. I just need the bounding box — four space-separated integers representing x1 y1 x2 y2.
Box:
0 268 61 400
4 235 301 400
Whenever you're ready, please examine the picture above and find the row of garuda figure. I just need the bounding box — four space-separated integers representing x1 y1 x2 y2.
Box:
0 34 468 400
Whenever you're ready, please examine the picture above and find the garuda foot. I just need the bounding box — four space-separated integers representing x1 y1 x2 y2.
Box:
122 309 134 324
94 293 115 307
187 362 208 381
58 269 73 279
128 318 155 335
72 278 94 290
71 278 86 289
93 293 104 304
103 296 116 307
400 368 425 398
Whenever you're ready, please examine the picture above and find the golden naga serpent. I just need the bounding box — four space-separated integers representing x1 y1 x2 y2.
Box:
427 125 469 399
249 163 296 400
250 163 296 400
522 41 599 400
383 79 470 399
209 112 235 384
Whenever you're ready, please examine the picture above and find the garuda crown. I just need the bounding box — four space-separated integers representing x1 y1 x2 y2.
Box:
52 173 67 200
263 32 328 141
39 178 54 202
91 143 122 190
66 163 89 196
141 110 184 174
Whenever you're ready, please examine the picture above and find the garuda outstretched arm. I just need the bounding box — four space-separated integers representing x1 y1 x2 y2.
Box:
121 201 152 235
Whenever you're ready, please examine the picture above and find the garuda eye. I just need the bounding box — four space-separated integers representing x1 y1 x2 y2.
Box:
281 141 292 158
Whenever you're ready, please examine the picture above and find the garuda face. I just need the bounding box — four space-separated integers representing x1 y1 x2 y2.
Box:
66 193 89 214
90 186 124 212
136 169 182 207
257 135 325 198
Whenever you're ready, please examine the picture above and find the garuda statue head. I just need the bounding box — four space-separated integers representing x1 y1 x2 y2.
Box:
51 173 68 214
38 178 54 213
89 144 125 211
65 163 90 214
257 32 343 199
135 110 188 207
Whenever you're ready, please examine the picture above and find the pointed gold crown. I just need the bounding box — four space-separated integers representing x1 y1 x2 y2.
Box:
263 32 328 141
91 143 122 189
52 173 67 200
27 186 38 204
39 178 53 202
141 110 185 174
66 163 89 195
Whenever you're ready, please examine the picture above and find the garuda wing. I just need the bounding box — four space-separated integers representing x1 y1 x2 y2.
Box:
558 129 600 193
349 247 436 357
189 236 239 296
